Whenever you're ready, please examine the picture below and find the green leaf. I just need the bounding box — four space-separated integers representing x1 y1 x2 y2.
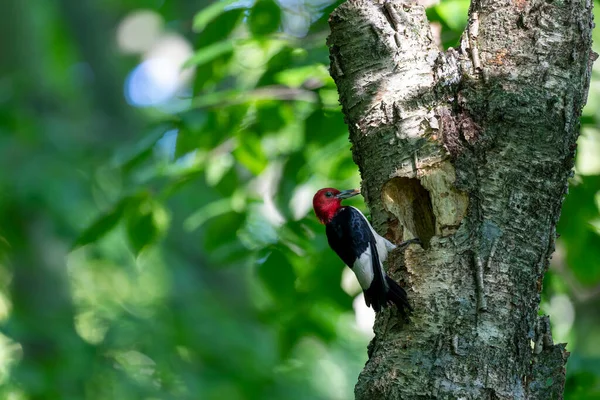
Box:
205 153 235 187
176 106 248 156
257 248 296 301
565 370 600 398
127 212 157 256
274 65 330 88
275 151 307 220
257 46 295 87
184 198 233 232
212 162 241 196
306 301 340 342
233 134 268 175
425 6 464 50
242 203 278 244
175 110 209 157
558 175 600 286
304 249 352 310
330 153 359 181
305 109 347 146
309 0 344 34
434 0 469 31
191 88 316 109
183 40 236 69
126 199 169 256
255 103 288 134
193 0 240 33
248 0 281 37
111 122 175 171
194 9 245 91
202 211 246 252
72 197 132 249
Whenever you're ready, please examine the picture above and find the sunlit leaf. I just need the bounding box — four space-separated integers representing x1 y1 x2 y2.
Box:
275 65 331 88
192 88 316 109
183 40 236 69
425 6 464 50
193 0 240 33
233 133 268 175
434 0 469 31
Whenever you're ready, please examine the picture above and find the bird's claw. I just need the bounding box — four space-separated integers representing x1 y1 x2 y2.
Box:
397 238 422 250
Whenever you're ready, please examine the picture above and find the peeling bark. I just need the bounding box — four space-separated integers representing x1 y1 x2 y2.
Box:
327 0 594 398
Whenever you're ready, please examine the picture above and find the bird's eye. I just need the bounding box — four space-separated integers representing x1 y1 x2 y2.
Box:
325 191 333 198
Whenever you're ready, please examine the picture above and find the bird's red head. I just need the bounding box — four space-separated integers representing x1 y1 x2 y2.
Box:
313 187 360 224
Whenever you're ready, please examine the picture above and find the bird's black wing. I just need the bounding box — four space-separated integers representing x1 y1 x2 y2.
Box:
326 207 388 310
325 207 368 267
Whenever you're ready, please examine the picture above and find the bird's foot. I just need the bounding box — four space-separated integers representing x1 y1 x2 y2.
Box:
397 237 421 250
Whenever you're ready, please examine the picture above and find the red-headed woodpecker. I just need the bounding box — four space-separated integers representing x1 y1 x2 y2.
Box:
313 187 417 313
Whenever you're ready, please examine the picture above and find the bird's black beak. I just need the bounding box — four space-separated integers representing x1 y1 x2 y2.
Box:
336 188 361 199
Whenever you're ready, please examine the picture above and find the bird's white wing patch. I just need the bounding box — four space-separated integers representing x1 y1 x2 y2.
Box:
349 207 394 262
353 243 375 290
383 237 396 252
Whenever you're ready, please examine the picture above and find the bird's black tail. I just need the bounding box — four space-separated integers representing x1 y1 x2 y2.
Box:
385 275 413 312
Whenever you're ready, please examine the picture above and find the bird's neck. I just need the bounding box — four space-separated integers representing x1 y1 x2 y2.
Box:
319 205 343 224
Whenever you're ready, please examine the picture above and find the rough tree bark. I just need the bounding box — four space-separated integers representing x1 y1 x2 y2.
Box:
327 0 594 398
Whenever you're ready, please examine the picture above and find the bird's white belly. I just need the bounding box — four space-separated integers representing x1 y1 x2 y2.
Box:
353 243 375 290
374 235 389 263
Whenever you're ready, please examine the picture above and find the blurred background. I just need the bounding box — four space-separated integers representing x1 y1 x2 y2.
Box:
0 0 598 399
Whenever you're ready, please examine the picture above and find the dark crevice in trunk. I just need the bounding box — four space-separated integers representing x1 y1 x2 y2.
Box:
382 177 436 249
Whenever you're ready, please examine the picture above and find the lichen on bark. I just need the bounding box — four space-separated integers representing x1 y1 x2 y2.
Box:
327 0 594 398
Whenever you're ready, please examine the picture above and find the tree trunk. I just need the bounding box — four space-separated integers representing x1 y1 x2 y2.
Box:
327 0 594 398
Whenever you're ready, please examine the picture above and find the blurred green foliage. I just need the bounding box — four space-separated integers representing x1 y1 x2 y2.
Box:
0 0 599 399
